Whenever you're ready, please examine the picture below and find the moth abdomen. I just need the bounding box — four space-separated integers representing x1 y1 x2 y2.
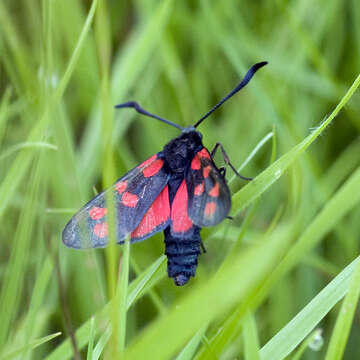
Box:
164 227 201 286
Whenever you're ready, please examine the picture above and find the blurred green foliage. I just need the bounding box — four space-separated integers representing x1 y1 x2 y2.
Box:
0 0 360 359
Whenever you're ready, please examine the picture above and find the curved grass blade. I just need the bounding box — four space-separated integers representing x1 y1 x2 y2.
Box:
259 257 360 360
232 72 360 215
324 259 360 360
1 332 61 360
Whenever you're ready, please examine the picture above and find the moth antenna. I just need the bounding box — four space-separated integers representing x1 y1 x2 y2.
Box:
115 101 184 131
193 61 268 128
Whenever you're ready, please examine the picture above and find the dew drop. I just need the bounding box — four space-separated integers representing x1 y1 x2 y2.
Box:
308 329 323 351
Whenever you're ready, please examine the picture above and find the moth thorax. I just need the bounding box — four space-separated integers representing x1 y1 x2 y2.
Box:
164 130 203 172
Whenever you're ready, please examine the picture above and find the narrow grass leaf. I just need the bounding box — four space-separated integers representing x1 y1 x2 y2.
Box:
259 257 360 360
325 258 360 360
232 72 360 214
1 332 61 360
92 326 111 360
243 311 260 360
117 238 131 353
175 325 207 360
86 317 95 360
0 142 57 162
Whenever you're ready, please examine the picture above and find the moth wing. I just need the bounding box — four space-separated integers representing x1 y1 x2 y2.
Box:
186 148 231 227
62 153 170 248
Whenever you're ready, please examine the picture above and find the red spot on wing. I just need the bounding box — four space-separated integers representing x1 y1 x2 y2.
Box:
198 148 211 159
171 180 193 233
122 192 139 207
205 202 217 217
94 222 108 238
194 182 204 196
209 183 219 197
191 156 201 170
116 181 127 194
131 186 170 239
203 166 211 178
143 159 164 178
89 207 107 220
139 154 157 168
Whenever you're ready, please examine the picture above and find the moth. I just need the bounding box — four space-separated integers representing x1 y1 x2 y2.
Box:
62 61 267 285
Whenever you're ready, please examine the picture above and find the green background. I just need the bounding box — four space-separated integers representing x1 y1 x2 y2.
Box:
0 0 360 359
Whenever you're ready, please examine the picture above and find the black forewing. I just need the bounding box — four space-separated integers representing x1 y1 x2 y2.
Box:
186 148 231 227
62 153 170 248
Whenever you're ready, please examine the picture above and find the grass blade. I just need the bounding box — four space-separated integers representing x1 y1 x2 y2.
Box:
259 257 360 360
324 258 360 360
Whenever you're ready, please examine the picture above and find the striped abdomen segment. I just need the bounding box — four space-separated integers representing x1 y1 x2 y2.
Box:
164 227 201 286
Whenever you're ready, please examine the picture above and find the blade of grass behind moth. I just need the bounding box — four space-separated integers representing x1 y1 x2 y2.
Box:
232 72 360 215
117 237 131 354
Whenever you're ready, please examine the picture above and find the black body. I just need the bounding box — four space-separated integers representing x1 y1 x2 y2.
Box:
162 129 204 286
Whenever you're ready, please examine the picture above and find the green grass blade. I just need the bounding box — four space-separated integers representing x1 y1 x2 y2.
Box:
53 0 98 103
117 238 130 353
92 326 111 360
243 311 260 360
86 317 95 360
259 257 360 360
232 72 360 214
175 325 207 360
1 332 61 360
324 259 360 360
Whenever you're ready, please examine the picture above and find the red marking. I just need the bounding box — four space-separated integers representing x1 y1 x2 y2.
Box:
171 180 193 233
205 202 217 217
198 148 211 159
194 182 204 196
143 159 164 178
209 183 219 197
203 166 211 178
139 154 157 168
89 207 107 220
131 186 170 238
94 222 108 238
191 156 201 170
116 181 127 194
122 192 139 207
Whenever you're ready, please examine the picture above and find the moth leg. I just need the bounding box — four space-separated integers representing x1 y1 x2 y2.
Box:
210 142 252 181
200 240 207 254
218 166 226 178
226 215 233 220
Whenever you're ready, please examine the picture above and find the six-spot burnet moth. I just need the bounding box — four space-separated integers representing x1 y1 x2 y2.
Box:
62 61 268 286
